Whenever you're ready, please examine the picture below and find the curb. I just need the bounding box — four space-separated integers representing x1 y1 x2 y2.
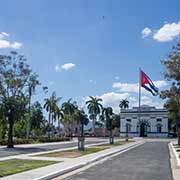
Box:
169 142 180 167
168 142 180 180
37 141 144 180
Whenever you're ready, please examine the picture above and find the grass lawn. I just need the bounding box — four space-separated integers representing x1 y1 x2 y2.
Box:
35 147 109 158
96 140 134 148
0 159 58 177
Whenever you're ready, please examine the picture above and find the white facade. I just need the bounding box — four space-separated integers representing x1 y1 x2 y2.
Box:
120 106 168 138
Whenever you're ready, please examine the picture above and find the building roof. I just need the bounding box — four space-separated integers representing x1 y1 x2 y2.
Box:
121 105 167 114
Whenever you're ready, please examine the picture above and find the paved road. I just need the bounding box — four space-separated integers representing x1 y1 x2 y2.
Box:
0 139 106 157
62 142 172 180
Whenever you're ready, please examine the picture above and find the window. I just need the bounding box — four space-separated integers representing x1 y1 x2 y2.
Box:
126 119 131 122
157 118 162 122
157 124 162 133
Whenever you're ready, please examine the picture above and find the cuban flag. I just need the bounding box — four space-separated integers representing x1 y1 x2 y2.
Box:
141 70 158 96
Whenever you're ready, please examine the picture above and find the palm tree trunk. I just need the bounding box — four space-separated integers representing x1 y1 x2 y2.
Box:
104 119 106 137
26 96 31 139
7 110 14 148
51 114 54 137
48 111 51 138
92 117 96 136
58 119 61 137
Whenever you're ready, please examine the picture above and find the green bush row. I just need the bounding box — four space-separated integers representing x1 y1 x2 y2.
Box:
37 136 71 143
0 138 33 145
0 137 71 145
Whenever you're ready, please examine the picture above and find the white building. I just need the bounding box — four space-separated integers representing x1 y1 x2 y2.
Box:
120 105 168 137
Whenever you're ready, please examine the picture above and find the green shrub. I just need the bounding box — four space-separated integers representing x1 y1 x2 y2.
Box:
37 136 71 143
0 138 33 145
0 136 71 145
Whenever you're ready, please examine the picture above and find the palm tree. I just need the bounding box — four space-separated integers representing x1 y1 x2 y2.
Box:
61 99 77 137
44 91 62 137
54 106 64 136
73 108 89 136
86 96 103 135
27 74 39 139
101 107 114 144
119 99 129 141
119 99 129 110
76 109 89 151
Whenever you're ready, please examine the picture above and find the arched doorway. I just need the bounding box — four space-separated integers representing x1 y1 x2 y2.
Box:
137 120 150 137
140 123 148 137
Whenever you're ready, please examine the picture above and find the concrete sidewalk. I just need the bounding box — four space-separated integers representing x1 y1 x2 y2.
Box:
0 140 144 180
169 141 180 180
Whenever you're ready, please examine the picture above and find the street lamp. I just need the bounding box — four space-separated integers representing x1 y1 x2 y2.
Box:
126 123 129 141
109 115 114 144
78 120 85 151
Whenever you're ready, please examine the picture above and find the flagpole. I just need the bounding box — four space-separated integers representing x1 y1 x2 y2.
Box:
138 68 141 133
139 68 141 111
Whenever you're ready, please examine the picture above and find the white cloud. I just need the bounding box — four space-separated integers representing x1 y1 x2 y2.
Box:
10 42 22 49
0 32 9 39
99 92 130 113
112 80 167 94
1 32 9 37
114 76 120 80
82 90 165 114
113 82 139 93
141 96 164 108
141 27 152 38
82 80 167 114
55 64 61 72
0 40 11 48
83 92 130 114
89 79 96 84
153 22 180 42
55 63 76 72
153 80 167 87
0 40 22 49
0 32 22 49
61 63 76 71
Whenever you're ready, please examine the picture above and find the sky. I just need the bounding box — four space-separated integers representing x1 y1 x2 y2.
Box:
0 0 179 113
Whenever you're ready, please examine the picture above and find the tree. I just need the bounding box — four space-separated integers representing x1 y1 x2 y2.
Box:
44 91 62 137
119 99 129 110
31 102 44 130
0 51 36 148
0 104 7 140
160 41 180 145
101 107 114 144
86 96 103 135
54 106 64 136
61 99 77 137
73 109 89 136
73 108 89 151
112 114 120 129
26 74 40 139
164 97 178 134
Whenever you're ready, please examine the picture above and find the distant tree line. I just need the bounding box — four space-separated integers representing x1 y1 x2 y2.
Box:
0 51 122 148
